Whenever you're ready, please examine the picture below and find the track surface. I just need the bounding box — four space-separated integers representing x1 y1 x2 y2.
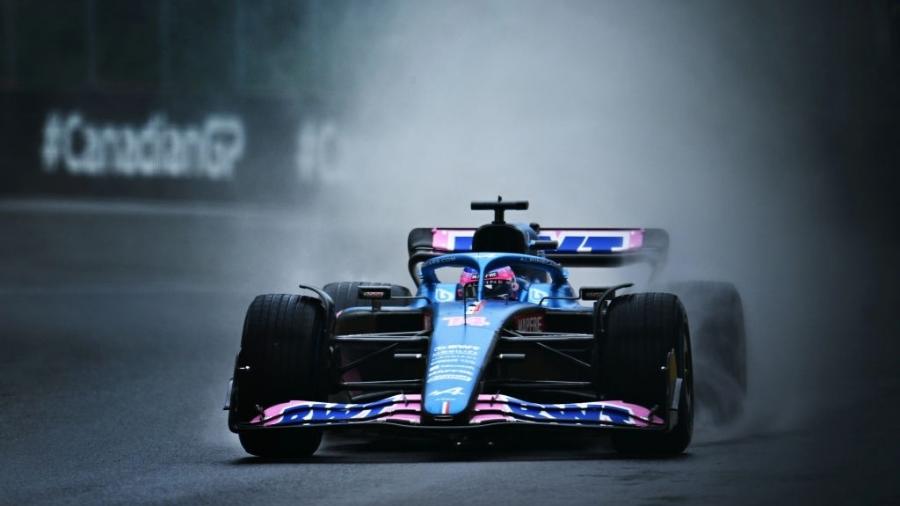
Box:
1 202 896 504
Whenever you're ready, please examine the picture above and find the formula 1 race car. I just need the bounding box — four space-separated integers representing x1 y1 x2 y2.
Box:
225 198 746 457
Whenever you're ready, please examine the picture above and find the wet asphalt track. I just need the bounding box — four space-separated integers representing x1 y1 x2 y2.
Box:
1 202 897 505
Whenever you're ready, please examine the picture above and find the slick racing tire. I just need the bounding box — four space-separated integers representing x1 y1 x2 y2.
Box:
666 281 746 424
323 281 412 312
600 293 693 455
230 294 329 458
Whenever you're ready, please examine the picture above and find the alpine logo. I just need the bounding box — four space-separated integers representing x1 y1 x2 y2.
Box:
429 387 465 397
435 288 454 302
528 288 549 304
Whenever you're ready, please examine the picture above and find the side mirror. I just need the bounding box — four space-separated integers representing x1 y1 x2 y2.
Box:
531 240 559 251
579 287 607 301
580 283 634 302
358 286 392 310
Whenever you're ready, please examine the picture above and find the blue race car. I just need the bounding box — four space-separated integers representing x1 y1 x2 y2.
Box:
226 198 739 457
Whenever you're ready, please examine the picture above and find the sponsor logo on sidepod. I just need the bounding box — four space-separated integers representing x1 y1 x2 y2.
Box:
515 314 543 332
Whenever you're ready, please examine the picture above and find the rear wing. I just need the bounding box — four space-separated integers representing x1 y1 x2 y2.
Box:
407 227 669 283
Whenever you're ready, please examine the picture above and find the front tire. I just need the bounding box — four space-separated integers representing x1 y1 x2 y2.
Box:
230 294 329 457
600 293 693 455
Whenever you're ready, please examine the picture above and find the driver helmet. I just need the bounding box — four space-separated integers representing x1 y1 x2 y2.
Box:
457 266 520 300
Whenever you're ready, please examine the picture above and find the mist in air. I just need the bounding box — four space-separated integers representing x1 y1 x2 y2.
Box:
306 0 875 436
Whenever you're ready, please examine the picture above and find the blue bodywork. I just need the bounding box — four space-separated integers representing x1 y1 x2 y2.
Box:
244 248 667 430
413 252 581 418
233 202 687 441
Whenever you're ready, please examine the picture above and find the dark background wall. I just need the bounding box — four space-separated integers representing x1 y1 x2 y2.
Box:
1 1 896 208
0 0 353 202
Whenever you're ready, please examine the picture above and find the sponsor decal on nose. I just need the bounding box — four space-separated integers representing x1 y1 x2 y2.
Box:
442 316 489 327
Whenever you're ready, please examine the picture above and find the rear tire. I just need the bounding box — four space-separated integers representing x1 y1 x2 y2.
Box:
600 293 693 455
667 281 746 424
230 294 329 457
323 281 412 312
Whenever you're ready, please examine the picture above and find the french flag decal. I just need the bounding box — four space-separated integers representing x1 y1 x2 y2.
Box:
441 401 451 414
